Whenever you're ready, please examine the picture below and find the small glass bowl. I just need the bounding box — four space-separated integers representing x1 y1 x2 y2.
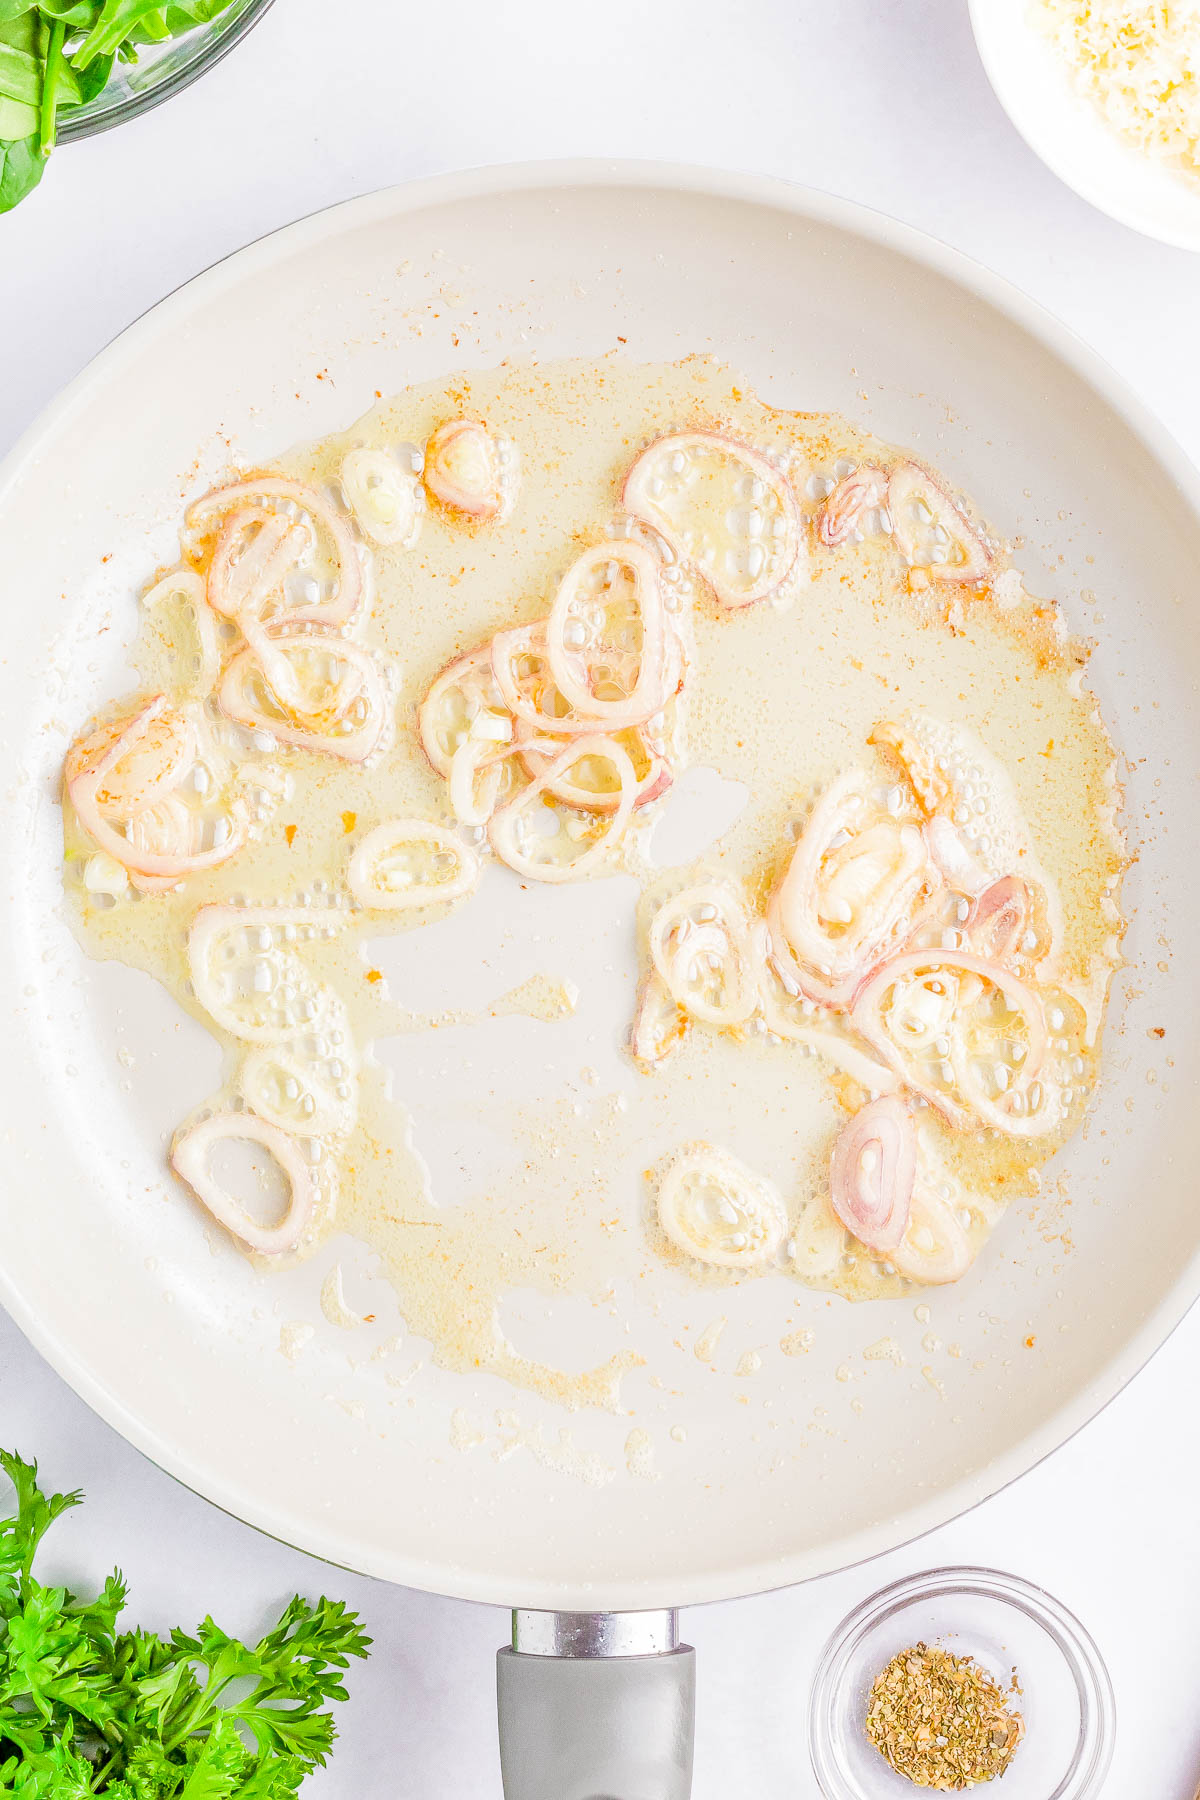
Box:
56 0 275 143
809 1566 1115 1800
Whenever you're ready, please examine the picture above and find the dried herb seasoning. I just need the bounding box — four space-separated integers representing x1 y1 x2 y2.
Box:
865 1641 1024 1789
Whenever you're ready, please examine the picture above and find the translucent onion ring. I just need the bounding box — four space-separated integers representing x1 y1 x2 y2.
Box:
629 970 688 1068
240 1046 358 1140
206 506 312 624
648 883 758 1028
923 814 993 898
968 875 1046 965
544 540 668 729
851 948 1049 1134
218 630 390 763
769 770 937 1006
170 1110 318 1256
816 465 887 548
887 463 993 585
141 567 222 694
347 819 480 909
656 1142 788 1269
65 696 246 882
829 1094 915 1252
185 476 364 629
622 429 804 610
188 904 354 1046
487 734 637 883
892 1185 973 1285
424 419 518 520
417 643 509 778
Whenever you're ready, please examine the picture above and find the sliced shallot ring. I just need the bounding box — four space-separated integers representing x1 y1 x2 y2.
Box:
424 419 518 520
206 506 312 624
816 465 887 548
629 970 688 1067
851 948 1048 1133
491 621 660 737
170 1111 318 1256
185 476 364 628
240 1046 357 1140
648 884 758 1027
545 541 668 728
769 770 937 1006
886 463 993 584
142 567 222 693
516 718 672 813
923 814 993 897
892 1185 973 1285
218 631 390 763
65 700 198 819
65 697 245 881
341 447 423 548
829 1094 915 1253
448 736 519 826
968 875 1046 966
187 904 354 1045
487 735 637 883
417 643 510 777
656 1142 787 1269
347 819 480 909
622 430 804 609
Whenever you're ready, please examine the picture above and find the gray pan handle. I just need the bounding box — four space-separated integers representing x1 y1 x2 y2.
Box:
496 1610 695 1800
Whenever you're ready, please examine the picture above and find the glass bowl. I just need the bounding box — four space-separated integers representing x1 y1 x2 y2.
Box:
809 1566 1115 1800
56 0 275 143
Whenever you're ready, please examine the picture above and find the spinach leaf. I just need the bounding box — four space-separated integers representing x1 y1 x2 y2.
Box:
0 130 41 209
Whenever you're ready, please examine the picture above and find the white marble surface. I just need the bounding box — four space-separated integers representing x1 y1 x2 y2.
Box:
3 1 1200 1794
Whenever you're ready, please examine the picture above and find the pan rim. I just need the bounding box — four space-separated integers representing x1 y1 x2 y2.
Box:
3 156 1199 1611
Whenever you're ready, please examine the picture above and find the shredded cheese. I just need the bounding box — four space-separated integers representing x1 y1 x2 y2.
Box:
1032 1 1200 178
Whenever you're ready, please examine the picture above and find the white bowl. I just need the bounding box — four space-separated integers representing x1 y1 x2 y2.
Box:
970 0 1200 252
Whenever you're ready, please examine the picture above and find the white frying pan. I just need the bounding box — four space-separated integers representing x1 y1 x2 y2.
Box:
2 163 1199 1799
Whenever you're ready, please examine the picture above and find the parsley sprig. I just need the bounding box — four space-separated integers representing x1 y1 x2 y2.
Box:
0 1450 371 1796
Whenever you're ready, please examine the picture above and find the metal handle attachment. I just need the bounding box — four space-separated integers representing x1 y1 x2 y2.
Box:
497 1610 695 1800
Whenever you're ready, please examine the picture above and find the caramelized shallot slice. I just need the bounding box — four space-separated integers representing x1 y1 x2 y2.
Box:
816 465 887 548
622 430 805 609
545 541 669 729
341 447 423 547
424 419 519 520
656 1142 787 1270
170 1111 319 1256
852 948 1054 1137
768 769 939 1006
487 735 637 882
629 970 688 1067
648 883 758 1027
185 476 364 630
347 819 480 909
886 463 992 585
218 631 391 763
418 644 513 776
829 1094 915 1253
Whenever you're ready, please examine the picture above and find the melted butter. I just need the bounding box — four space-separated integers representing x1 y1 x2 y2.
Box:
64 354 1125 1398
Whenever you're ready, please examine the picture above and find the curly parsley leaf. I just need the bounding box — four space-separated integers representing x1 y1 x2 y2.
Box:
0 1453 369 1795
